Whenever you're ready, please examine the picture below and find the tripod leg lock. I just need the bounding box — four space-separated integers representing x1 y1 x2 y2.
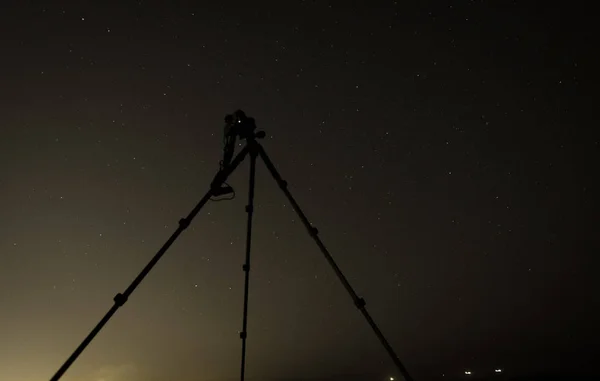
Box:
113 293 128 307
354 297 366 309
309 226 319 236
242 264 250 272
278 179 288 189
179 218 190 229
240 331 247 339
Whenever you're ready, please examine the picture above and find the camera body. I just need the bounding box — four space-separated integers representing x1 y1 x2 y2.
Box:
225 110 257 140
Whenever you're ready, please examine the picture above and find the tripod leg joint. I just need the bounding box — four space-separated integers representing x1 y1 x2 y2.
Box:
354 297 366 309
242 264 250 272
278 179 288 189
310 226 319 236
113 293 128 307
239 331 247 339
245 205 253 213
179 218 190 229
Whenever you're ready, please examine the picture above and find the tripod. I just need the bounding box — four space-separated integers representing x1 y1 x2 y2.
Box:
49 111 414 381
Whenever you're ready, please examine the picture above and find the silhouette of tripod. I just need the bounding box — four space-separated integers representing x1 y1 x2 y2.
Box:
49 111 414 381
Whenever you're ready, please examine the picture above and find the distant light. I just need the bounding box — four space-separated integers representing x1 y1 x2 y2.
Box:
465 371 472 375
389 377 394 381
495 369 502 373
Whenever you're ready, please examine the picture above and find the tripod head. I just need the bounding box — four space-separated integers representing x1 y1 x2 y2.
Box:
225 110 266 141
213 110 266 198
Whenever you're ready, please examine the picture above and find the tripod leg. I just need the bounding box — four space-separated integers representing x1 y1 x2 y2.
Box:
239 143 258 381
49 145 250 381
256 144 414 381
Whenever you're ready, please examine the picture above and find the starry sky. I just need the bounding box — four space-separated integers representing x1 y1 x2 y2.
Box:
0 1 596 381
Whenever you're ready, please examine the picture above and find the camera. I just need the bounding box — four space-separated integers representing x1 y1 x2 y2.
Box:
225 110 257 140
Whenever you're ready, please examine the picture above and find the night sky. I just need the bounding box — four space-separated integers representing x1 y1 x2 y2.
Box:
0 1 596 381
